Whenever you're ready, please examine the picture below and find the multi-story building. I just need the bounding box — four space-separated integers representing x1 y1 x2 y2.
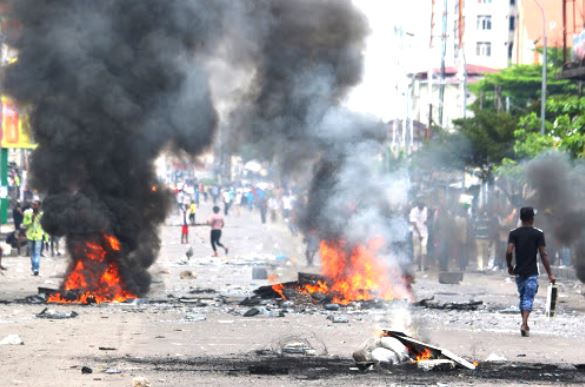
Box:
464 0 518 68
409 0 518 131
514 0 585 65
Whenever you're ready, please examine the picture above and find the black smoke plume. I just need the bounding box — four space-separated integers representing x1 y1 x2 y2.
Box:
225 0 394 243
2 0 220 295
525 153 585 282
4 0 399 296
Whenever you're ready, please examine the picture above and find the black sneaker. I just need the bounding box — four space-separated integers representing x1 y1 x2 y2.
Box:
33 271 39 276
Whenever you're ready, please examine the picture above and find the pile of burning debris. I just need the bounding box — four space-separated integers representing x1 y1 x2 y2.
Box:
353 330 477 371
244 272 395 310
245 240 413 309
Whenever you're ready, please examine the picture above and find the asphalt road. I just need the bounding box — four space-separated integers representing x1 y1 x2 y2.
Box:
1 201 584 386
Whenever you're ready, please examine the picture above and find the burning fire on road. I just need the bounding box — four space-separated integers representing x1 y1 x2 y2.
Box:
48 234 136 304
271 239 412 305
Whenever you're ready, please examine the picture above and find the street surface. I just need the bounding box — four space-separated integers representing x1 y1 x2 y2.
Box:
1 201 585 386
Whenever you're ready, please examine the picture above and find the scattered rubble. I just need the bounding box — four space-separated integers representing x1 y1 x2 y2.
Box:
132 376 151 387
184 311 207 321
414 297 483 311
36 308 79 319
417 359 456 371
0 334 23 345
179 271 197 280
486 353 507 363
81 366 93 374
243 306 284 318
327 315 349 323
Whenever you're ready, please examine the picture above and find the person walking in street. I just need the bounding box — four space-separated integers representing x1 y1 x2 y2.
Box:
409 198 428 271
506 207 555 337
207 206 228 257
188 200 197 226
22 199 44 276
180 209 189 244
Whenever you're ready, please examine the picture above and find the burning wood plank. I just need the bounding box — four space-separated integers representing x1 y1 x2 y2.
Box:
381 330 477 370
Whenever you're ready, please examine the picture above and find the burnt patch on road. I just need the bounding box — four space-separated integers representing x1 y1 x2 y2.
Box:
99 355 585 384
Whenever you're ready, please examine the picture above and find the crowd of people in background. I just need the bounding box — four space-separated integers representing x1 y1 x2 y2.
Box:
404 189 574 273
174 180 302 258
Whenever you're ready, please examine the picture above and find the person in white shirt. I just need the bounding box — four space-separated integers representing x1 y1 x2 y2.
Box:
409 199 428 271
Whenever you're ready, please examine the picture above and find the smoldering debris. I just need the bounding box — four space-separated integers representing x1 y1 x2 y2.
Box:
524 153 585 281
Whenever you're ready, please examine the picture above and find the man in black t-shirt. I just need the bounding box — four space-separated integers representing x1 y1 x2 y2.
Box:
506 207 555 337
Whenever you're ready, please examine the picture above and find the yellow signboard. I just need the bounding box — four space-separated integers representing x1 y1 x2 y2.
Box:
1 96 36 149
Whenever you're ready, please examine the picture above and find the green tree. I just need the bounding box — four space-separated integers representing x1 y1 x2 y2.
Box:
469 64 574 116
451 108 517 180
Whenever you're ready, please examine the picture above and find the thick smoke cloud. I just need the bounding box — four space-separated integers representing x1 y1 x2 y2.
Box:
4 0 405 295
525 153 585 281
223 1 397 245
3 0 221 295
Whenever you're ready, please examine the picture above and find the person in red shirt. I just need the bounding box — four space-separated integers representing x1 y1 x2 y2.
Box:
207 206 228 257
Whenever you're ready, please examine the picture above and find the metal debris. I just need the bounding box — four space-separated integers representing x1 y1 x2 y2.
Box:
0 334 23 345
36 308 79 319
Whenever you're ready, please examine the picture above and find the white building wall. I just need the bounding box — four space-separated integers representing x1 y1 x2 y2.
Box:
464 0 516 69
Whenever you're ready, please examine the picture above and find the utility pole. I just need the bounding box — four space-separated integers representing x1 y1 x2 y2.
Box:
438 0 448 128
427 0 436 140
533 0 547 135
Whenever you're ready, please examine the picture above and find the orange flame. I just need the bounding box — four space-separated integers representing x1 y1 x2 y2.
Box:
271 239 412 304
415 348 433 362
48 234 137 304
307 239 409 304
272 283 286 299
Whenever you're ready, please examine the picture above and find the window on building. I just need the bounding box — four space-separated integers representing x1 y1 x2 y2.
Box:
476 42 492 57
508 43 514 59
479 0 492 3
510 0 516 5
477 15 492 30
509 16 515 31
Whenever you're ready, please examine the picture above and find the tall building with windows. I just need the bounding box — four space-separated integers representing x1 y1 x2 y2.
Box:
429 0 518 70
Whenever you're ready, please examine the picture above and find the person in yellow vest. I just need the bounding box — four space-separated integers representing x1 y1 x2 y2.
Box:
22 200 44 276
188 200 197 226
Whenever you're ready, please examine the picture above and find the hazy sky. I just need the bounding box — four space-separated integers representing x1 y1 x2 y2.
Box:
346 0 432 121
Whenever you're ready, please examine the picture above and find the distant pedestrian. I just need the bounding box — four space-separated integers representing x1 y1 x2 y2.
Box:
223 189 231 216
188 201 197 225
409 198 428 271
207 206 228 257
181 222 189 244
181 211 189 244
268 196 279 222
22 199 43 276
506 207 555 337
12 202 23 231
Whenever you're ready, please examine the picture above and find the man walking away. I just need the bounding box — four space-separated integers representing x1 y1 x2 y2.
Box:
506 207 555 337
409 198 428 271
207 206 228 257
22 199 43 276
